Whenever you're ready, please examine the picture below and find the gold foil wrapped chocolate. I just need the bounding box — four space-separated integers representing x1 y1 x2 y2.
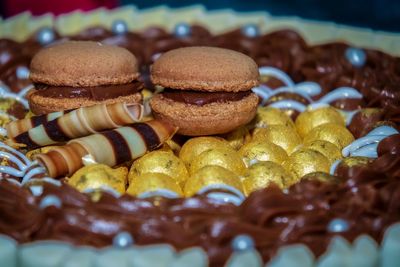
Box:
179 137 230 168
128 150 188 187
163 138 182 155
127 172 183 197
252 124 302 154
338 156 372 169
295 107 345 138
303 123 355 150
238 140 288 167
255 107 295 129
224 126 252 150
242 161 293 195
283 148 330 180
303 139 342 163
184 165 243 197
302 172 342 184
67 164 128 194
189 146 246 176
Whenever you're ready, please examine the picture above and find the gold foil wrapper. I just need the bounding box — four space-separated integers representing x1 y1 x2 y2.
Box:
184 165 243 197
252 124 302 154
340 156 372 168
255 107 295 129
239 140 288 167
189 146 246 176
224 126 252 150
179 137 230 169
163 139 182 155
283 148 330 181
295 107 345 138
67 164 128 194
303 123 355 150
303 139 342 163
128 150 188 187
127 172 183 197
302 172 341 184
242 161 293 195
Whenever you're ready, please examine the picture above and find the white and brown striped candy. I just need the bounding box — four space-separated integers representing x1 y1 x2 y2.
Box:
35 120 177 178
9 102 144 149
6 110 67 140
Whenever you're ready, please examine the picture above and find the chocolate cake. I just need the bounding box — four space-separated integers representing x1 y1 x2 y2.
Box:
0 9 400 267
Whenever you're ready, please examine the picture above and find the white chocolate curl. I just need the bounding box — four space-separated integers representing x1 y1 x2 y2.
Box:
35 120 177 178
8 102 144 149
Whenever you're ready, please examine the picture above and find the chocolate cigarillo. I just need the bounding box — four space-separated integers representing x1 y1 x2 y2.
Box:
35 120 177 178
6 110 68 140
9 102 144 149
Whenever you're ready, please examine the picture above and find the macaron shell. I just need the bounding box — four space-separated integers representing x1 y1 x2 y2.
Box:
30 41 139 87
28 92 142 115
150 93 258 136
151 46 259 92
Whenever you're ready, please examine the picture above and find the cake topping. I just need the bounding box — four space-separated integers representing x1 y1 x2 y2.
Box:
35 120 177 177
9 102 144 149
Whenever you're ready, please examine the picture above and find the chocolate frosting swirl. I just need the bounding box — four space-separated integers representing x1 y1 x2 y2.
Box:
0 149 399 266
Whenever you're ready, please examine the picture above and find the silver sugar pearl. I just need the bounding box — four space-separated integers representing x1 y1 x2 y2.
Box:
16 66 30 80
111 20 129 35
113 231 134 248
345 47 366 67
174 23 191 38
231 234 255 251
328 218 350 233
36 27 55 45
241 24 260 38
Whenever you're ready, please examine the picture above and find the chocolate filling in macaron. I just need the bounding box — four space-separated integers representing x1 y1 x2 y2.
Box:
150 46 260 136
28 41 143 114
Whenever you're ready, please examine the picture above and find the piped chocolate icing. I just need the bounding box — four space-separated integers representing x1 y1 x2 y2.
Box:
0 147 399 266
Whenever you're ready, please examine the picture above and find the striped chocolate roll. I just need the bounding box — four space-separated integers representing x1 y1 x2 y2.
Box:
35 120 177 178
6 110 68 140
10 103 144 149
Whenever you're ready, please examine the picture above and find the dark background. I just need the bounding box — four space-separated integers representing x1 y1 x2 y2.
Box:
121 0 400 32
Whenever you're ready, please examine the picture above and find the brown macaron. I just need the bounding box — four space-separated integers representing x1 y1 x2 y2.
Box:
150 46 259 136
28 41 143 114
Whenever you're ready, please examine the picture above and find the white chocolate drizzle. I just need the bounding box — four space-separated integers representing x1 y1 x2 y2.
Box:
0 141 53 187
329 126 399 174
198 184 245 206
342 126 399 158
0 83 33 137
